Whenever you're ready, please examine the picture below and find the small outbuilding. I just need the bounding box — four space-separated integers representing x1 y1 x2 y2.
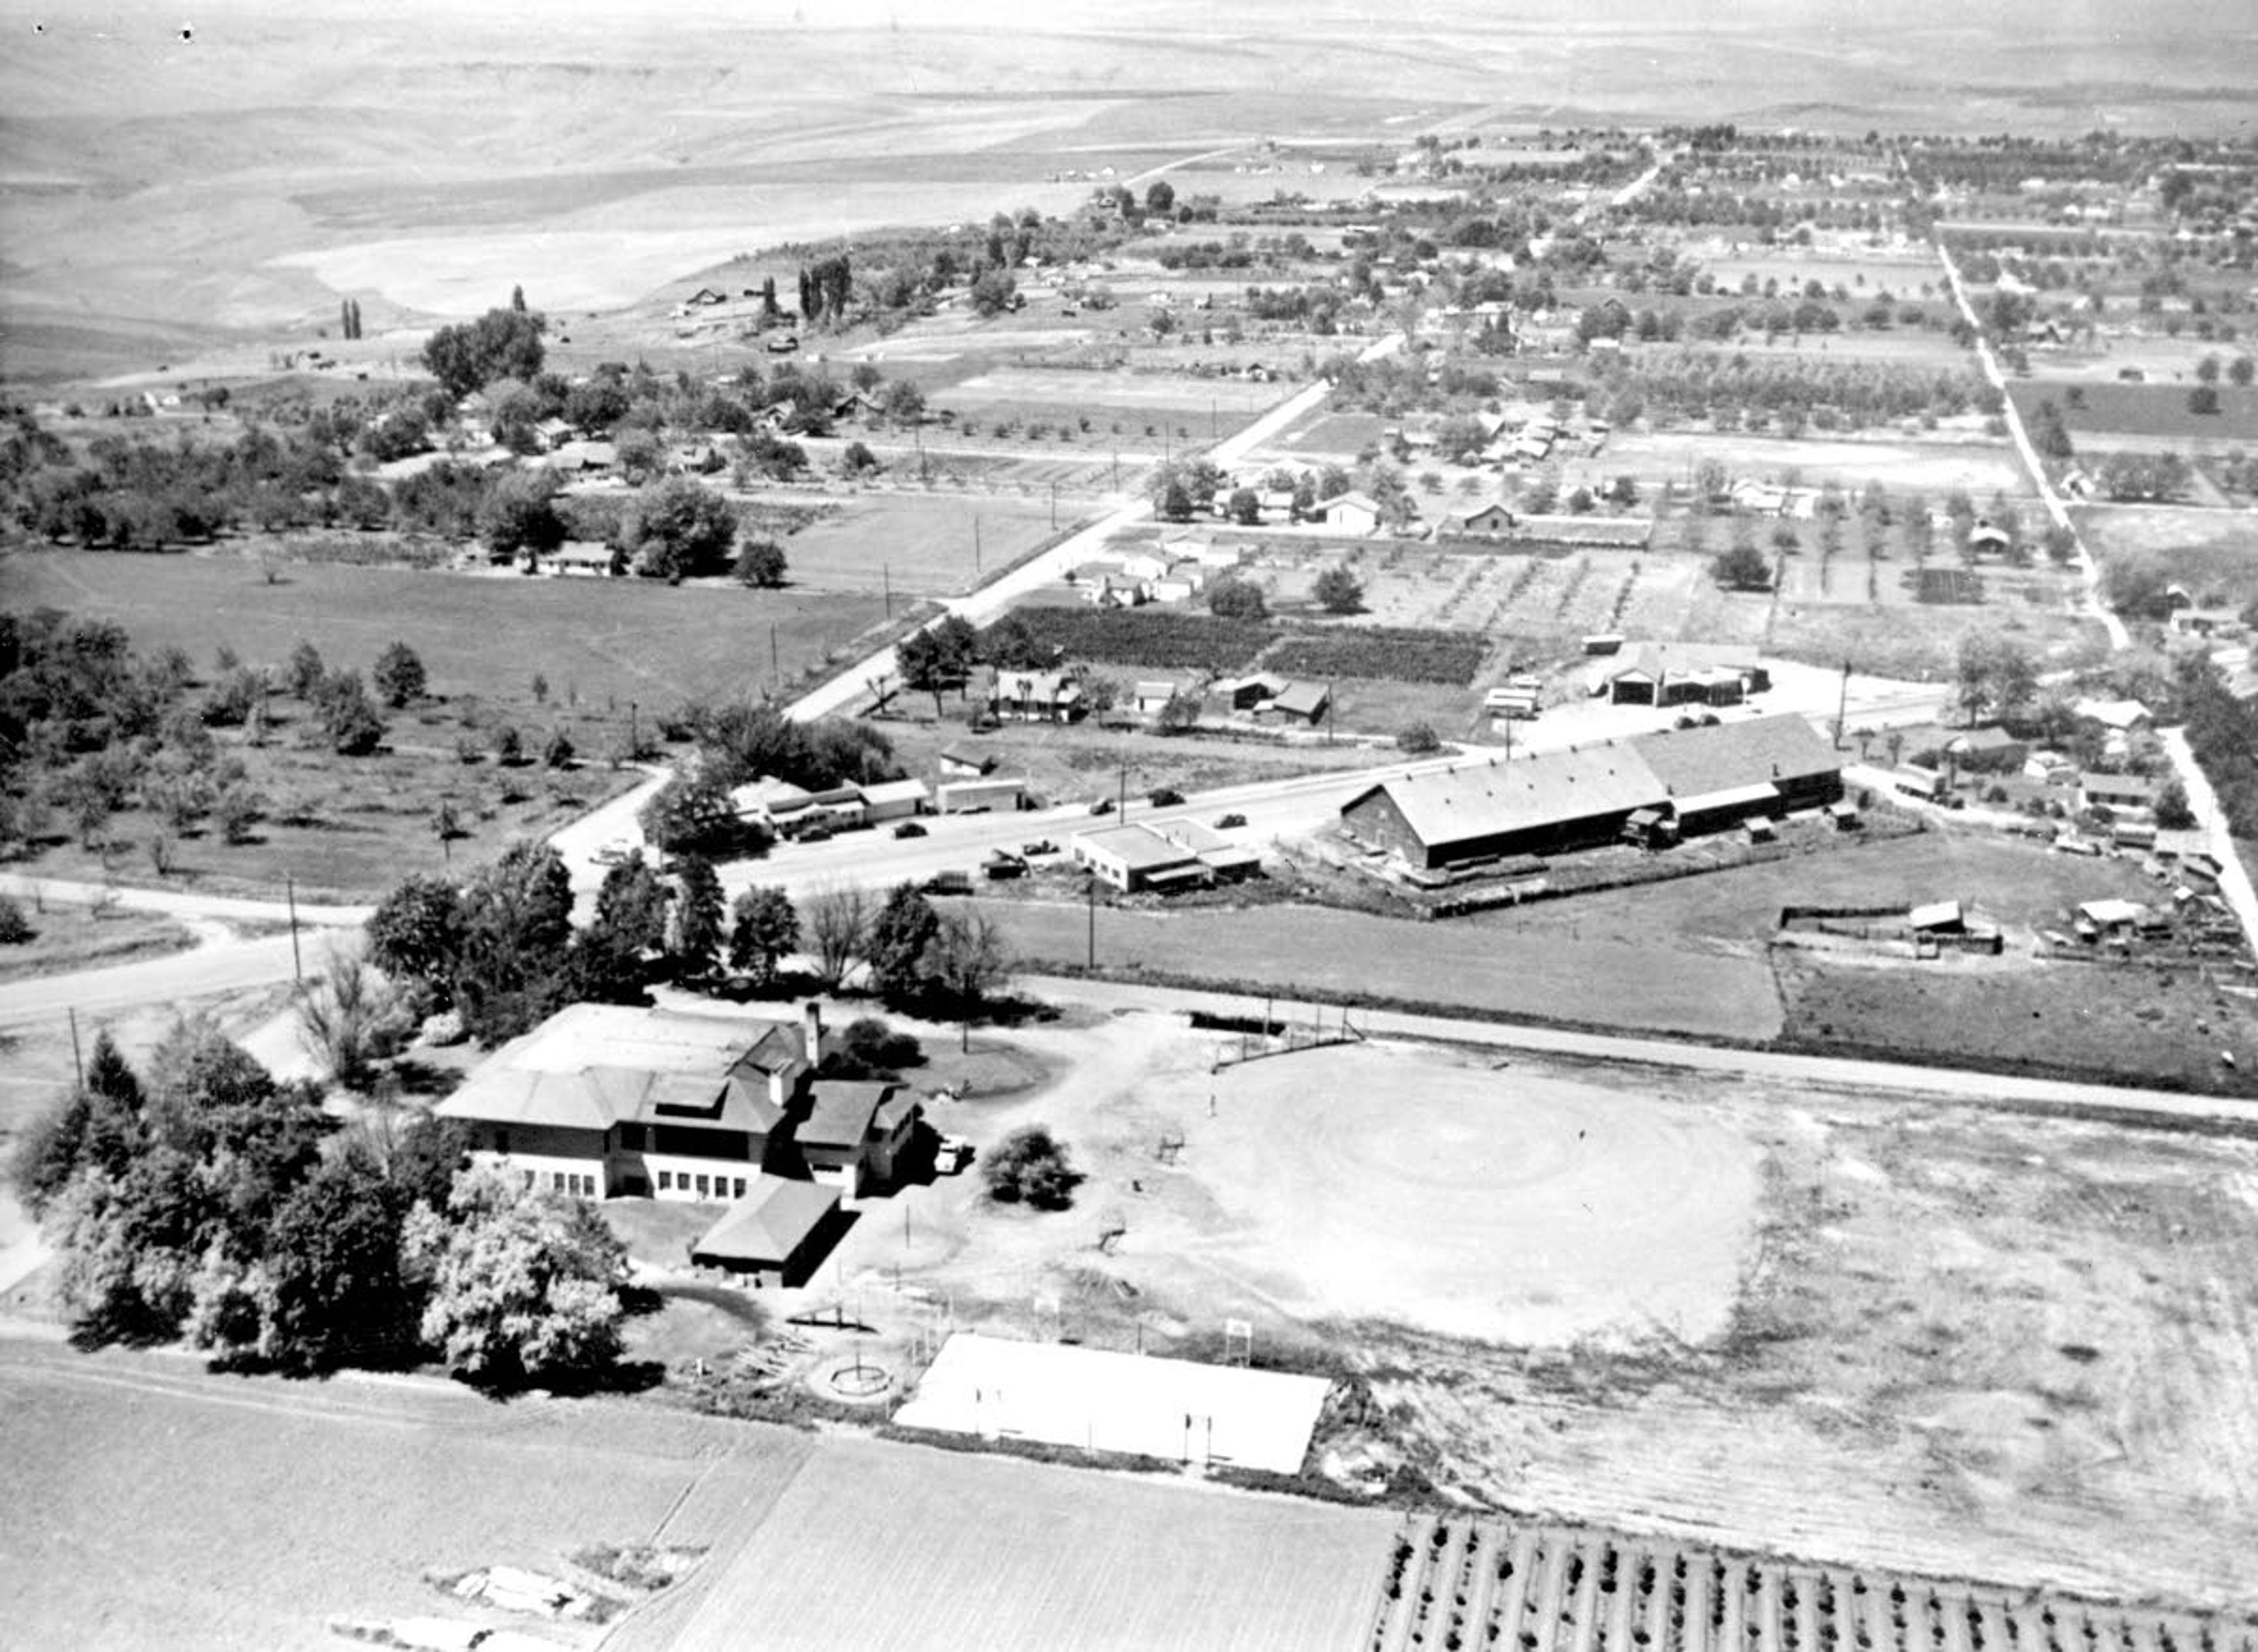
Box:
690 1176 844 1285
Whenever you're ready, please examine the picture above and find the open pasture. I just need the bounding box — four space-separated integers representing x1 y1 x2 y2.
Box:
2013 380 2258 443
1598 432 2030 497
642 1434 1392 1652
0 548 890 714
2074 505 2258 612
778 492 1061 596
934 366 1292 435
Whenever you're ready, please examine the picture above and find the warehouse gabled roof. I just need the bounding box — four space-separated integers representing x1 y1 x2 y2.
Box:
1635 714 1838 797
1347 744 1666 851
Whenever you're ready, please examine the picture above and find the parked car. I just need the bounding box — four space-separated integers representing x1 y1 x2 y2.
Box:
935 1135 975 1175
922 870 974 896
891 820 928 839
983 852 1027 880
1213 812 1247 830
1088 797 1115 816
795 824 833 843
1147 787 1185 807
1022 838 1058 856
591 840 635 866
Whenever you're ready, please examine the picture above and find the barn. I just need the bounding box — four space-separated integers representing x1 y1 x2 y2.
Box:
1340 715 1842 872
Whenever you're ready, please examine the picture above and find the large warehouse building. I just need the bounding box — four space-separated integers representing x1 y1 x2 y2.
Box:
1340 715 1843 871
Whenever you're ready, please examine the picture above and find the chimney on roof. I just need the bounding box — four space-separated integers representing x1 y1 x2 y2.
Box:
803 1001 823 1064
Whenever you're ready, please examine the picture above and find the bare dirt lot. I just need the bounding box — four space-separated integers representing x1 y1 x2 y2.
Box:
843 1009 2258 1610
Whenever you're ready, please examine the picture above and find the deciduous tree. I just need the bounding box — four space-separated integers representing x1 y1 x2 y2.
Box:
401 1166 627 1390
727 885 800 988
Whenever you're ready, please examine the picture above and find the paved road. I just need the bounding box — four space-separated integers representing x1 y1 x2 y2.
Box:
782 332 1404 725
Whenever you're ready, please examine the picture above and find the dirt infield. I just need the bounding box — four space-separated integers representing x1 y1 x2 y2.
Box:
1198 1042 1759 1345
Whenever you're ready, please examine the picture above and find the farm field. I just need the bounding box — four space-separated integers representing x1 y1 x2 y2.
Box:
932 366 1293 438
1776 953 2258 1095
2073 504 2258 616
633 1433 1393 1652
773 491 1064 596
2013 380 2258 442
1596 432 2030 497
972 896 1788 1041
1360 1514 2258 1652
0 1333 824 1651
0 549 894 717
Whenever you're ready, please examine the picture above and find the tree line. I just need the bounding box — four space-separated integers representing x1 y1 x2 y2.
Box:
12 1016 630 1389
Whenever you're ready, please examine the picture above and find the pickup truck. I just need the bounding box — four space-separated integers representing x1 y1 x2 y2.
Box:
936 1135 976 1175
1021 839 1059 856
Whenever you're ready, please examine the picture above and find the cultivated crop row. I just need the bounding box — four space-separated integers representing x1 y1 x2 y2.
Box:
1365 1517 2256 1652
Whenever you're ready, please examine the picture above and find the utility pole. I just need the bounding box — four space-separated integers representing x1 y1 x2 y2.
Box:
883 563 893 617
286 872 302 985
68 1006 84 1092
1086 874 1097 968
629 699 640 758
1117 762 1127 819
1834 658 1851 749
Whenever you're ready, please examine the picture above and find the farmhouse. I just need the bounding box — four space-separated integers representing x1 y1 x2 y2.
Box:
435 1002 826 1202
2072 697 2153 735
1340 714 1841 872
1218 673 1285 712
990 670 1085 723
2079 771 2158 815
1262 680 1333 725
543 541 622 578
1131 680 1184 717
730 774 815 827
1438 501 1517 539
1311 491 1384 534
1944 726 2028 772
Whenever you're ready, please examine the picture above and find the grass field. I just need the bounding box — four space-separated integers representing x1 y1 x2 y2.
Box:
586 1433 1391 1652
2014 379 2258 442
0 898 193 985
2073 504 2258 615
0 1337 819 1652
1479 827 2258 1094
777 493 1064 596
974 896 1788 1041
0 549 894 714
